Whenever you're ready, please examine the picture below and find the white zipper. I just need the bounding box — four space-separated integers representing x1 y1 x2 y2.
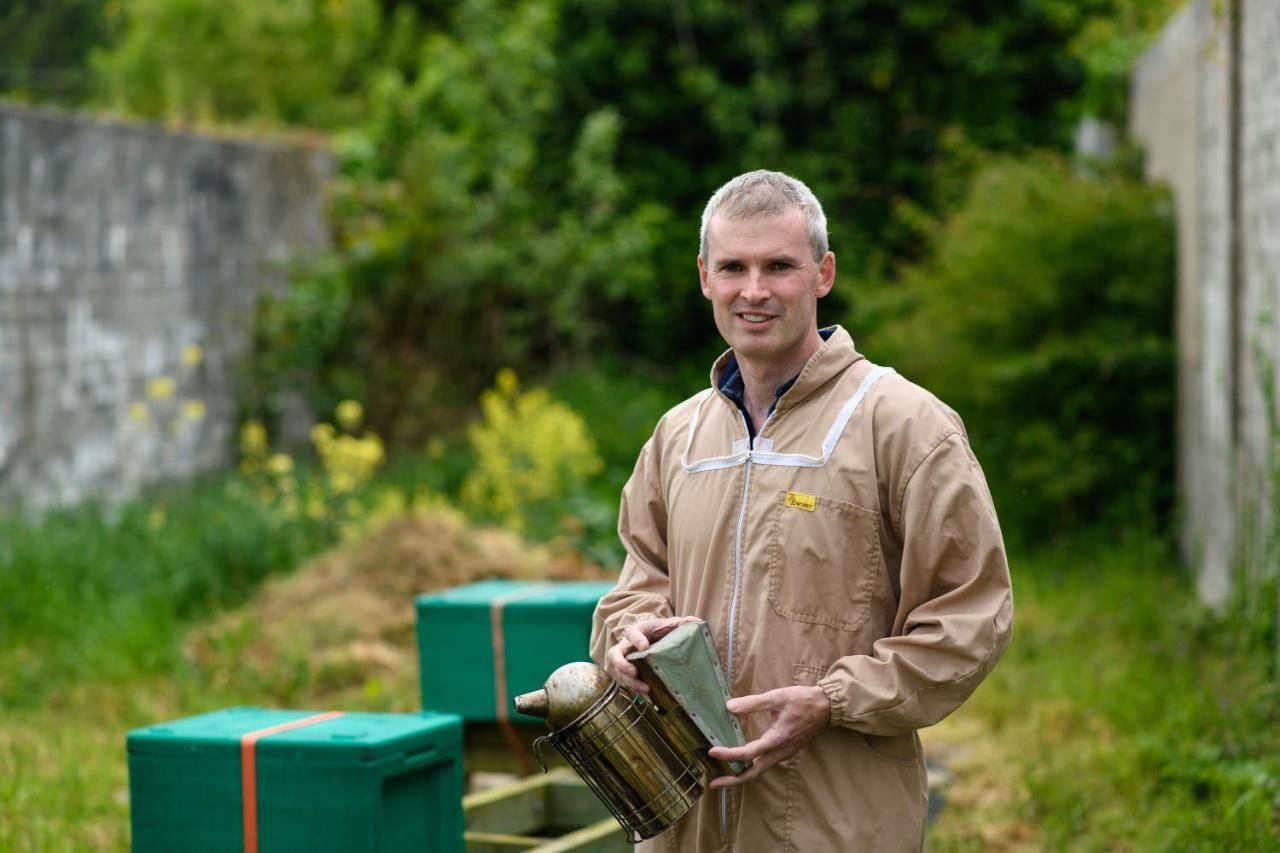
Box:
721 411 771 842
727 410 772 685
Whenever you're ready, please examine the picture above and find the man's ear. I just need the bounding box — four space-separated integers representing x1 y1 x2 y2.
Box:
698 255 712 299
816 252 835 298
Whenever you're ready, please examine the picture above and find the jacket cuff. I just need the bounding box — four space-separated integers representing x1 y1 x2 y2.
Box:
817 676 846 726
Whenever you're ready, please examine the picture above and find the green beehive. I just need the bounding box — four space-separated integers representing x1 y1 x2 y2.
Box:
415 579 615 722
127 707 464 853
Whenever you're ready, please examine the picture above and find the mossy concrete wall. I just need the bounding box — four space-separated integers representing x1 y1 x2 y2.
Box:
0 104 331 510
1131 0 1280 604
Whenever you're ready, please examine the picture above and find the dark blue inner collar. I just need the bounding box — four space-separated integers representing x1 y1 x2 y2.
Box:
717 326 835 439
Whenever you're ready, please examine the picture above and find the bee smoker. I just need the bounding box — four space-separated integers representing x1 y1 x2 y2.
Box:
512 621 748 842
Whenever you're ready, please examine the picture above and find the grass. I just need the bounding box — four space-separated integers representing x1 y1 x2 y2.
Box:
0 473 343 709
0 504 595 852
4 517 1276 850
925 533 1280 851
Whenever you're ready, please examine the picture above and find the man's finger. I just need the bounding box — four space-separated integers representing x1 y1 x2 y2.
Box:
605 645 650 695
708 743 802 790
622 625 651 652
607 646 637 678
708 749 783 789
620 674 650 696
647 615 702 640
725 688 785 716
708 728 787 763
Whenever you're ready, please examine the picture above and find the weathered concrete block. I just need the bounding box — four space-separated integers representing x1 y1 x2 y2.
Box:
0 104 332 510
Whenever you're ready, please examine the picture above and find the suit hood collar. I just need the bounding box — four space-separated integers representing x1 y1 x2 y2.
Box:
710 325 864 410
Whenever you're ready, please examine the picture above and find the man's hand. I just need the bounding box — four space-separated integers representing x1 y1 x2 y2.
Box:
604 616 703 696
706 685 831 789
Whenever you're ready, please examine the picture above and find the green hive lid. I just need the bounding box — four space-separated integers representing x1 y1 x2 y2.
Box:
127 707 461 761
416 579 616 608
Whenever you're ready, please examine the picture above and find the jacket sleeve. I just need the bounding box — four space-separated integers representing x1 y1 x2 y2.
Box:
589 438 676 666
817 431 1013 736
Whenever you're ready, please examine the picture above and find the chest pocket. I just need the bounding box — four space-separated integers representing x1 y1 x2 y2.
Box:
767 490 882 633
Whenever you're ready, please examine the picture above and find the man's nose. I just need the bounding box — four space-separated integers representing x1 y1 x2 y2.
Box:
741 268 769 302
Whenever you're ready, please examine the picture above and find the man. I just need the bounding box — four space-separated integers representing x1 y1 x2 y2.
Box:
589 170 1012 852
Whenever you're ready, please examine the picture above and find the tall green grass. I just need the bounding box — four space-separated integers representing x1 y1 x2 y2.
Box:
931 533 1280 850
0 474 339 707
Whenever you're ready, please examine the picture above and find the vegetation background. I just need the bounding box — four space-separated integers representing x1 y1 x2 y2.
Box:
3 0 1278 849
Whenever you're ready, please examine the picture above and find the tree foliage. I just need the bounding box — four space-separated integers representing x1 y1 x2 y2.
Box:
48 2 1186 536
867 153 1176 540
252 0 667 439
246 0 1158 434
91 0 414 127
0 0 108 102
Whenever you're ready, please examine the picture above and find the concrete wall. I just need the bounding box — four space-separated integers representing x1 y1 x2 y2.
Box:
1237 0 1280 582
1131 0 1280 603
0 105 331 510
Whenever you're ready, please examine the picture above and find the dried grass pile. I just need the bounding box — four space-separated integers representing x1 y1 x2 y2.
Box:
186 509 609 706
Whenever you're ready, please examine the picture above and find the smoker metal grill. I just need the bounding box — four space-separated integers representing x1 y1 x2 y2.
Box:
534 680 702 842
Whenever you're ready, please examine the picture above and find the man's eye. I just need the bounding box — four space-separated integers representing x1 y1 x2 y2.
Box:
770 261 794 271
721 263 743 272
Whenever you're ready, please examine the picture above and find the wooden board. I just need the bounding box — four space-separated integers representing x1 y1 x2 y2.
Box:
463 769 629 853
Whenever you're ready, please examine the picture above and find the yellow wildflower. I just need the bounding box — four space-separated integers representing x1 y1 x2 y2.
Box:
147 508 166 530
146 376 175 400
182 344 204 367
266 453 295 476
181 400 207 421
240 420 269 457
311 422 337 447
495 367 519 396
129 402 150 424
461 372 602 530
335 400 364 431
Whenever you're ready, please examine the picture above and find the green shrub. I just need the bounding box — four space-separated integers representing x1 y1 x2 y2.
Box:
864 153 1176 542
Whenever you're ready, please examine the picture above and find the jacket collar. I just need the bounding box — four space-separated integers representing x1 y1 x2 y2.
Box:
710 325 864 413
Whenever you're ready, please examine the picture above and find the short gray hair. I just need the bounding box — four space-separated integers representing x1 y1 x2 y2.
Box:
699 170 829 262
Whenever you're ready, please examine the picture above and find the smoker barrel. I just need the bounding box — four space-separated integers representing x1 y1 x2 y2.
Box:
514 662 705 842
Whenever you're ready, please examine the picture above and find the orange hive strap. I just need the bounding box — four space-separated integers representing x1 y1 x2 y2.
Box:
490 584 555 775
240 711 345 853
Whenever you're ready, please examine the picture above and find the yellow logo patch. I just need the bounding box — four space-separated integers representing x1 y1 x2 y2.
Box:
784 491 817 512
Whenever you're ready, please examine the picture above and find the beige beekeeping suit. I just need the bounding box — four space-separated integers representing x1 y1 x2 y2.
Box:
590 326 1013 852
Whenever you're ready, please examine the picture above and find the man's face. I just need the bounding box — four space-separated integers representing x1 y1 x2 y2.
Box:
699 208 835 372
